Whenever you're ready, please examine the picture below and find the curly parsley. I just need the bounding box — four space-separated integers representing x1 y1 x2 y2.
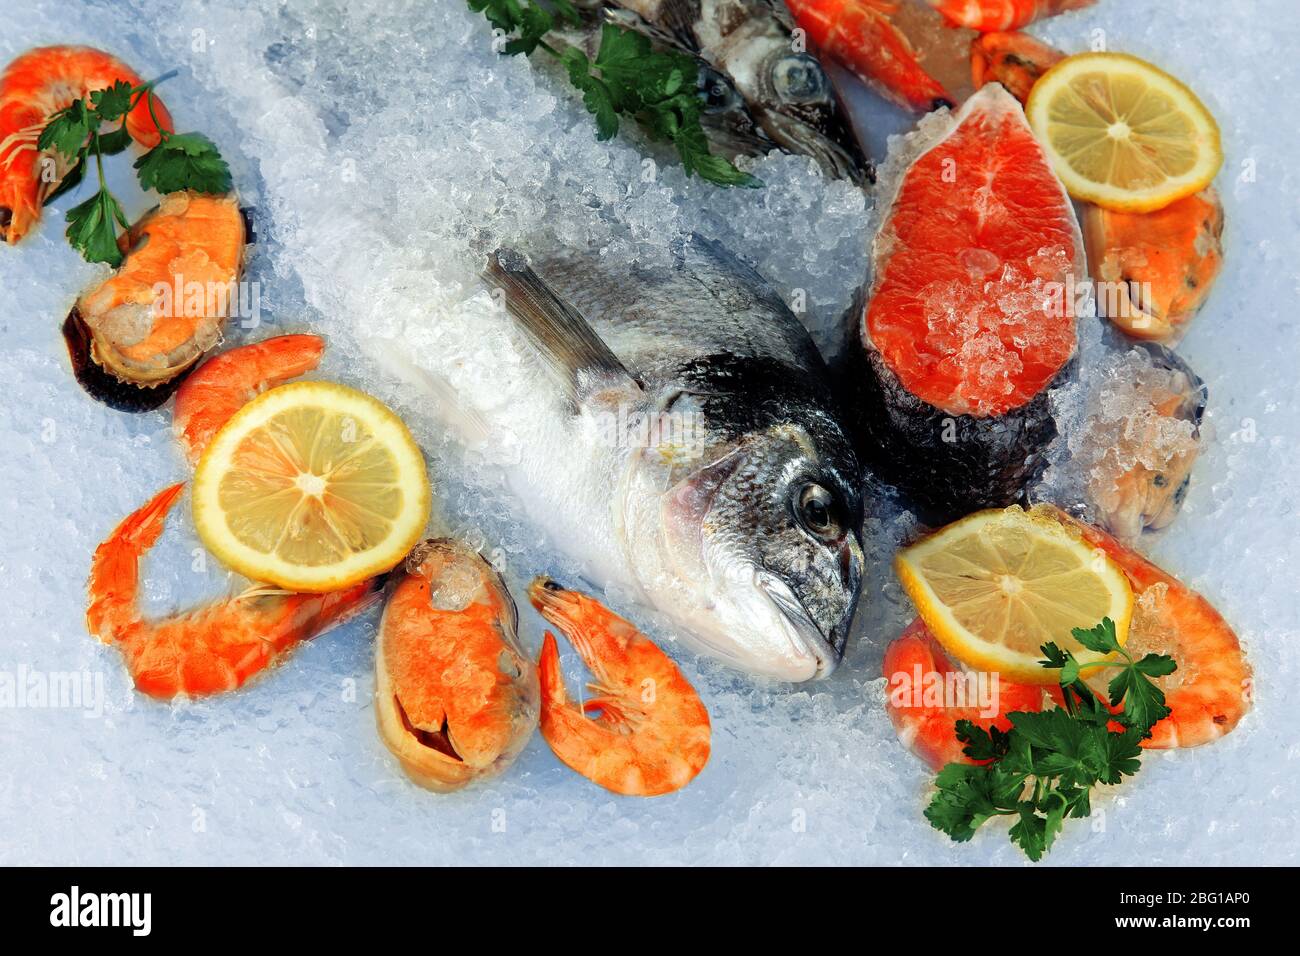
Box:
925 618 1176 861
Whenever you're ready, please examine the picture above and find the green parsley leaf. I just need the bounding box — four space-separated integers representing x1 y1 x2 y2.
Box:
925 763 1024 843
594 25 672 111
1071 617 1122 655
134 132 232 194
89 80 137 123
38 100 93 159
927 617 1179 860
550 0 580 25
561 48 618 141
469 4 759 188
505 4 556 56
96 125 133 156
1008 803 1049 861
65 188 128 266
955 719 1009 763
1098 729 1144 784
468 0 523 36
1109 661 1173 737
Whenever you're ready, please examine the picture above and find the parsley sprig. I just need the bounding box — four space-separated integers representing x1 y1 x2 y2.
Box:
38 73 232 266
468 0 760 187
925 618 1176 861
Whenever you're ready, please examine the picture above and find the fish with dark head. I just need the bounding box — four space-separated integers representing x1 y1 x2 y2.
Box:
446 237 865 681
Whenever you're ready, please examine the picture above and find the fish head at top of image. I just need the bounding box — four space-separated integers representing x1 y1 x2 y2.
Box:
585 1 871 183
725 35 868 178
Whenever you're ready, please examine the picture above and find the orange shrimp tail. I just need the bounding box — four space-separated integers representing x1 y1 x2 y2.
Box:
970 31 1064 105
173 334 327 464
786 0 953 112
0 46 172 244
86 482 186 642
123 578 384 700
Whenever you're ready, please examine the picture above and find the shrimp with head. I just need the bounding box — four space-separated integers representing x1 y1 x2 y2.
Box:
0 45 171 244
529 579 710 797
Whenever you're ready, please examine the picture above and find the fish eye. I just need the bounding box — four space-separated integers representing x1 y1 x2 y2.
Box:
772 54 827 103
796 483 842 540
699 67 741 113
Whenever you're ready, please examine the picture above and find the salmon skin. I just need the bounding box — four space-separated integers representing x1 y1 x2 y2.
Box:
856 349 1069 522
851 85 1083 522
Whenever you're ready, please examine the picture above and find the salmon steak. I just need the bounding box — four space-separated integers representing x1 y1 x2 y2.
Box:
855 83 1084 521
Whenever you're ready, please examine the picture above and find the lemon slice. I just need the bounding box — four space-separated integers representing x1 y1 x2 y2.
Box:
192 381 431 592
894 506 1134 684
1025 52 1222 213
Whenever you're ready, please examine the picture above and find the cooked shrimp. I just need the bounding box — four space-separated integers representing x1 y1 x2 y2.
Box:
784 0 954 112
1084 189 1225 344
374 540 539 792
970 31 1064 104
884 619 1045 770
64 191 247 412
928 0 1095 31
173 334 325 465
528 578 710 797
1047 506 1252 749
0 45 171 244
87 483 385 699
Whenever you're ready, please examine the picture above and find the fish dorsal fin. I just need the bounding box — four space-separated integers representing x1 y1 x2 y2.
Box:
483 248 641 406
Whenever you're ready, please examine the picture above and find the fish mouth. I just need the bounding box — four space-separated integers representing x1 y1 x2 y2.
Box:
756 106 871 185
756 572 844 681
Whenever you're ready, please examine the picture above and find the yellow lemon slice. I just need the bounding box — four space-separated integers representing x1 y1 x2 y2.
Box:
894 506 1134 684
192 381 431 592
1025 52 1222 213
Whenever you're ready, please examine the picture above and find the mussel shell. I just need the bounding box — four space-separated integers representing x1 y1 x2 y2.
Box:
62 307 195 412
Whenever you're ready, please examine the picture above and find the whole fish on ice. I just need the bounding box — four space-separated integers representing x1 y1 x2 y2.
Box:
377 237 864 682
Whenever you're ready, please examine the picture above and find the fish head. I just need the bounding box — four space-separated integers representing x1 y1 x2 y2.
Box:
722 35 869 183
696 17 868 183
644 423 863 683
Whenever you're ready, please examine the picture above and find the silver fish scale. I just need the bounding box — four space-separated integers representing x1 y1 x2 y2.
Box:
527 238 826 391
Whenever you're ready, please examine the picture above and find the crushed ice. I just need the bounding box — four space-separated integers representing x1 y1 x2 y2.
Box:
0 0 1296 865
